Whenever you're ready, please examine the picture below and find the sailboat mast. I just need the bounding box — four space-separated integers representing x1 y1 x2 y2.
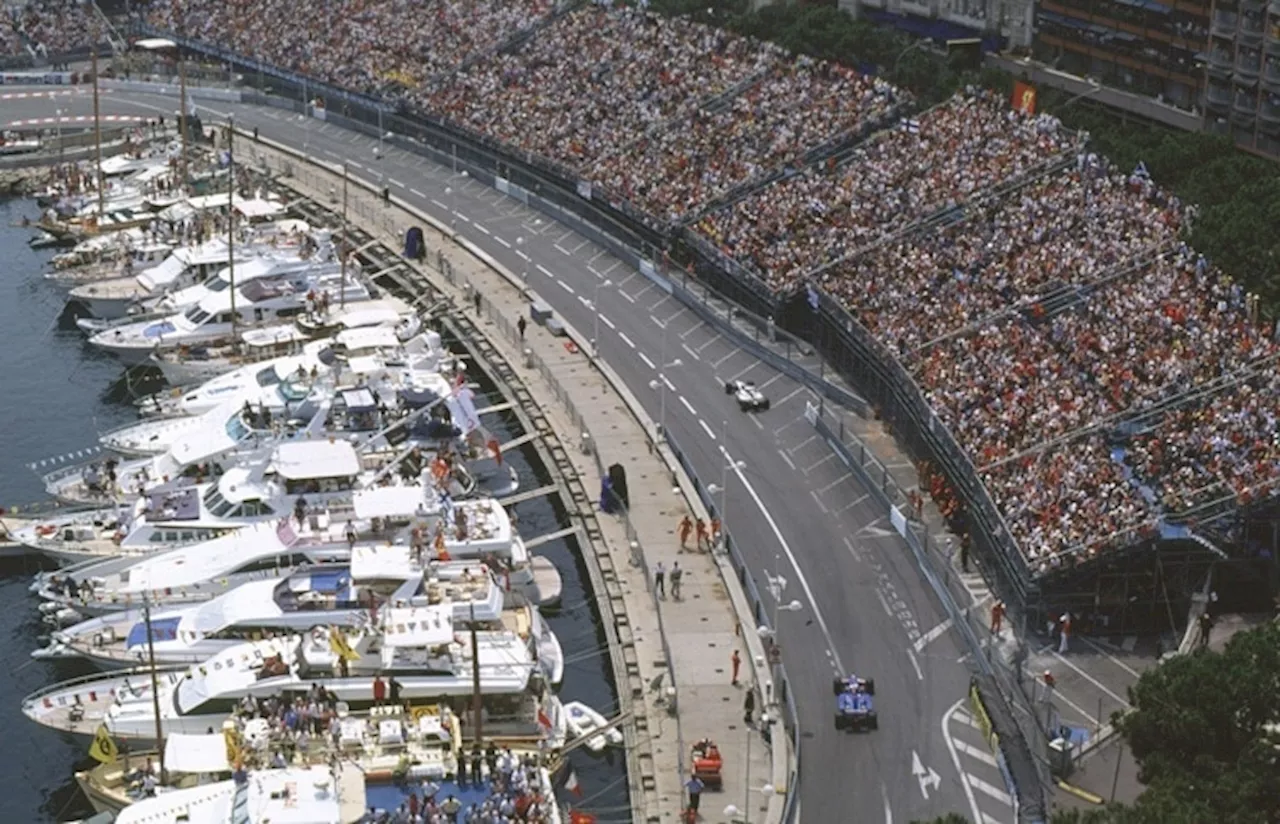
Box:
228 117 237 341
143 593 167 784
91 38 104 219
470 601 482 744
341 163 349 310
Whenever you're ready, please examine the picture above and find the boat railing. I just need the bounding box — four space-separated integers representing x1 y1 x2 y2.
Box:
22 665 183 708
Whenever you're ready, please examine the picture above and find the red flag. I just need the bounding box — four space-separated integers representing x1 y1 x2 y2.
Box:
538 707 553 732
487 437 502 466
569 812 597 824
565 767 583 797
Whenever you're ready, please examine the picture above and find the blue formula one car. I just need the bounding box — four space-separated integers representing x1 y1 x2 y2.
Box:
833 675 878 732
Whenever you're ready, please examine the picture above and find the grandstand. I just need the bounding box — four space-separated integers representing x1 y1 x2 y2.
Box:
126 0 1279 630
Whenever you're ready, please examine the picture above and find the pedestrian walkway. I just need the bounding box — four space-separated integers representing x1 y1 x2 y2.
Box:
245 134 784 822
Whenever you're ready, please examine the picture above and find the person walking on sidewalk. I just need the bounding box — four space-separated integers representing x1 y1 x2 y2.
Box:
517 315 527 341
670 562 684 600
684 775 704 816
473 290 482 316
990 600 1005 637
731 649 741 685
743 687 756 726
695 518 709 551
1058 612 1072 654
654 562 666 599
677 515 693 550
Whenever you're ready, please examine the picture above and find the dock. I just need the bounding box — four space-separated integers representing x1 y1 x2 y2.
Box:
524 525 581 551
498 484 557 507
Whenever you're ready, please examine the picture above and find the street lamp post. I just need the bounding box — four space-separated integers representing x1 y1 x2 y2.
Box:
648 358 682 443
591 278 611 356
445 186 455 230
708 432 745 553
516 236 527 286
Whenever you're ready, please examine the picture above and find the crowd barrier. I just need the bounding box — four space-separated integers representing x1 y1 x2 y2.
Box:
129 25 1045 819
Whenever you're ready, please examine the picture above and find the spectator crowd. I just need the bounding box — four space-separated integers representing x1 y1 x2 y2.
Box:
105 0 1276 570
4 0 105 59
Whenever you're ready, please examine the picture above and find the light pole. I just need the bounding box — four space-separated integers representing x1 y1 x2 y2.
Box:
445 186 455 230
761 556 802 684
516 236 527 286
707 429 745 552
591 278 611 356
647 358 682 442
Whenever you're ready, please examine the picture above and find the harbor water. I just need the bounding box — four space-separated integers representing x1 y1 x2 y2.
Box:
0 195 628 821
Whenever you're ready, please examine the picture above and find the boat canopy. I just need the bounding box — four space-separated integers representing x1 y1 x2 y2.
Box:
271 440 361 480
163 732 231 774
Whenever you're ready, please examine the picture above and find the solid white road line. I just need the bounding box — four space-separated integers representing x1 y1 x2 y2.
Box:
619 333 635 349
495 237 511 248
410 188 425 198
475 224 491 235
388 178 405 188
723 445 846 673
942 701 988 824
600 316 615 330
638 352 656 369
661 375 675 392
699 419 717 439
557 280 574 294
536 264 555 278
679 396 697 415
906 649 924 681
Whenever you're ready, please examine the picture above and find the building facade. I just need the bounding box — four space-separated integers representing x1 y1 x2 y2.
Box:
1202 0 1280 157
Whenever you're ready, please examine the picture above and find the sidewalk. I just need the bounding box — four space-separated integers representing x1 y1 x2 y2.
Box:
244 134 784 822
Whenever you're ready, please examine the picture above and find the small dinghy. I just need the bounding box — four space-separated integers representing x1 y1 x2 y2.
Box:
563 700 623 752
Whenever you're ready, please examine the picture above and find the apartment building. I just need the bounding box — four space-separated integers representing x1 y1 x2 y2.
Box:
1202 0 1280 157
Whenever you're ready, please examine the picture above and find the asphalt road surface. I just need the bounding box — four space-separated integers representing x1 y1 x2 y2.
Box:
7 88 1019 824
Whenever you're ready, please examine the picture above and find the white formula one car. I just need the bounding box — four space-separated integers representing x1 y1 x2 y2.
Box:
725 379 770 411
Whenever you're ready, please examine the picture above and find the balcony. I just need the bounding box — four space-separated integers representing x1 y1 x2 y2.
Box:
1234 87 1259 111
1232 107 1257 127
1237 49 1263 75
1238 12 1265 42
1260 97 1280 121
1266 58 1280 88
1206 80 1235 107
1212 8 1239 34
1239 0 1263 10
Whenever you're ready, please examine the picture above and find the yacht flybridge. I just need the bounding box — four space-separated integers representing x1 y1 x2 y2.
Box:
22 608 561 744
68 236 237 319
86 261 370 365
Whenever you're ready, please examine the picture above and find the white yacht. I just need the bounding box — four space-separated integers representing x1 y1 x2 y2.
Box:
22 613 562 744
113 765 347 824
69 220 318 321
34 561 563 683
34 493 546 618
140 326 456 419
151 305 417 387
13 439 411 564
86 262 370 365
68 236 237 319
49 237 176 290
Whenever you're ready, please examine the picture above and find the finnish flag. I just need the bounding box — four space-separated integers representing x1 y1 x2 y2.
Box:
438 489 454 520
900 118 921 134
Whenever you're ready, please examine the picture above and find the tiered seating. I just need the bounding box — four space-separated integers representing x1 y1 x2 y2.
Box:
694 91 1077 287
421 6 780 172
147 0 553 96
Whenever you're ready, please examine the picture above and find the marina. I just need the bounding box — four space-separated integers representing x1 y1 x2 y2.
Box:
0 118 629 822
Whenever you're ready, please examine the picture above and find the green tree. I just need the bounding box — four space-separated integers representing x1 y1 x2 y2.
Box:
1112 621 1280 824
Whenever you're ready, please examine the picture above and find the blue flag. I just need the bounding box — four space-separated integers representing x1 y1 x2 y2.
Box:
807 284 821 312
